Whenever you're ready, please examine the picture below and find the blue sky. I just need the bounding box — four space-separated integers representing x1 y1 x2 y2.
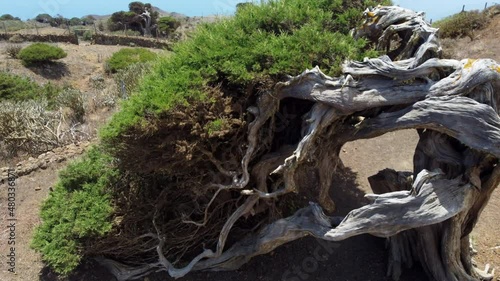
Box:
0 0 493 21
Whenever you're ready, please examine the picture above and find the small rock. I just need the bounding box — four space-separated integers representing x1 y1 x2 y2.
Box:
28 157 35 161
56 156 66 163
35 186 41 191
38 153 45 159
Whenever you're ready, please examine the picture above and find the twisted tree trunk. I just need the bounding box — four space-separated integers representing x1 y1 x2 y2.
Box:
99 6 499 281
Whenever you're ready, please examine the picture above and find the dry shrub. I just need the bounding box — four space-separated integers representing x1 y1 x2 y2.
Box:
8 34 24 43
55 88 85 123
113 62 151 98
5 44 22 58
86 84 119 112
434 10 489 40
0 99 86 157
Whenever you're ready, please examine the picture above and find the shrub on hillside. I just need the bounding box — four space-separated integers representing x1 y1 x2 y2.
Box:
18 43 67 65
5 44 22 58
0 71 60 102
433 10 488 40
113 62 152 98
105 48 157 73
31 147 117 275
55 88 86 123
0 99 68 156
82 30 93 41
157 16 181 37
35 0 391 275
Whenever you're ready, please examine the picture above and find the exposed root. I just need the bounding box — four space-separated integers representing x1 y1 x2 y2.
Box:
97 6 500 281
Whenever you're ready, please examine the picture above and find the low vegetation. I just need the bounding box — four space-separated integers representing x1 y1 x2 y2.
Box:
34 13 94 27
113 62 153 98
17 43 67 65
0 13 21 21
5 44 22 58
433 10 489 40
31 147 117 275
8 34 25 43
0 71 90 156
32 0 391 276
157 16 181 37
0 71 60 102
105 47 157 73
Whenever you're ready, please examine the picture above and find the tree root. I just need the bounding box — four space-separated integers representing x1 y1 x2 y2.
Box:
98 5 500 281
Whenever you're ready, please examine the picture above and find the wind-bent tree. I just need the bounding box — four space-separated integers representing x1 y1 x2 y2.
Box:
34 13 53 23
100 6 499 281
108 1 159 36
33 2 499 281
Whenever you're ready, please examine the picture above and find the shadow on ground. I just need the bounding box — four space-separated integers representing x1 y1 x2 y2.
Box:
28 62 70 79
39 167 427 281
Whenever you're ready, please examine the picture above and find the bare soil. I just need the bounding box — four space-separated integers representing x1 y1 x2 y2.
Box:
0 16 499 281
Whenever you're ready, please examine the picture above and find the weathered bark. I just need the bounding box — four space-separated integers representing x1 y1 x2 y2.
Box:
99 5 499 281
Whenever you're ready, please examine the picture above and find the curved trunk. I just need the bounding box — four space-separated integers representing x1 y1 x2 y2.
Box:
99 6 499 281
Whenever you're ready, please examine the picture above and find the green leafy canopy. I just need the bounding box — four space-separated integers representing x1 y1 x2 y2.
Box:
101 0 389 142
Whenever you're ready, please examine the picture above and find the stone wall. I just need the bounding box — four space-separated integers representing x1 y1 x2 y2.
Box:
0 141 91 182
0 33 79 45
92 34 172 50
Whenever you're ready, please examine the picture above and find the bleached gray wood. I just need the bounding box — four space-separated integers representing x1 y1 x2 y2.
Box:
99 5 499 281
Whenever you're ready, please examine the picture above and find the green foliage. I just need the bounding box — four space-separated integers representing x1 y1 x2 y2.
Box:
69 17 81 26
129 1 147 14
3 20 46 33
18 43 67 65
205 118 231 137
157 16 181 36
82 30 93 41
0 71 60 102
108 2 159 32
433 10 488 39
35 0 390 274
49 15 69 27
105 48 157 73
108 11 137 31
81 16 95 25
101 0 383 142
34 13 53 23
97 21 105 31
32 147 117 275
0 14 20 21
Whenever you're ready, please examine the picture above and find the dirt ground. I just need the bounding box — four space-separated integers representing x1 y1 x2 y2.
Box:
0 14 499 281
0 41 166 91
